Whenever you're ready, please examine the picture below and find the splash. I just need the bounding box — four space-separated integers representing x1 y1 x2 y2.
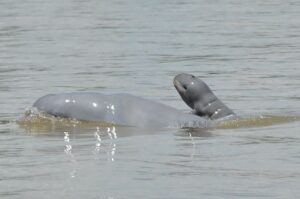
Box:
17 108 116 133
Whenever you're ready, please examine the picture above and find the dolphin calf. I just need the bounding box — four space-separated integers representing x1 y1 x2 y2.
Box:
173 73 235 120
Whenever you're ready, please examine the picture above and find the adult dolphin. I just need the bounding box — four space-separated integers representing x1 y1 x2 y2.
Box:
32 74 235 128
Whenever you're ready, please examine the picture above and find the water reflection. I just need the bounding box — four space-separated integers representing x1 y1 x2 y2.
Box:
107 126 117 162
94 127 101 152
176 127 213 138
93 126 118 162
63 131 77 178
59 126 120 177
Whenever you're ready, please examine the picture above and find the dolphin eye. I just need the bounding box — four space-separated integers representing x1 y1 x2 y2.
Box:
183 85 187 90
191 75 195 78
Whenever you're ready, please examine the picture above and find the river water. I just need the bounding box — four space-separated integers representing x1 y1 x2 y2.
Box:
1 0 300 198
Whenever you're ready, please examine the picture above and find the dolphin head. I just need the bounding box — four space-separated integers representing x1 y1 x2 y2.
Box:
173 73 215 111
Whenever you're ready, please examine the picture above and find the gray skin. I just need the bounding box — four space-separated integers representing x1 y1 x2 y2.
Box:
32 74 234 128
33 93 211 128
173 73 235 120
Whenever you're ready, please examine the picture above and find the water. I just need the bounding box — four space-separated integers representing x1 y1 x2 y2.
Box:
1 0 300 198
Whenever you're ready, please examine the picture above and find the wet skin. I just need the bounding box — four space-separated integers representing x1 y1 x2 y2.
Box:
33 92 211 128
173 73 235 120
33 74 234 128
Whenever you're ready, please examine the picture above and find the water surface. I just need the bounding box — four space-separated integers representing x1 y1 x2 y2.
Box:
1 0 300 198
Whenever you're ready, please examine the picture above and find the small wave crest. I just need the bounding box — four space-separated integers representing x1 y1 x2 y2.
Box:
216 115 299 129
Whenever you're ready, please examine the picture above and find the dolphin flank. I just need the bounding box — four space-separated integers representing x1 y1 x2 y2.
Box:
32 74 235 128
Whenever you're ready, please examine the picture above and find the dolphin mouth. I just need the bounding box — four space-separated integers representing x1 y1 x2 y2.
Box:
173 78 186 93
173 79 184 92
